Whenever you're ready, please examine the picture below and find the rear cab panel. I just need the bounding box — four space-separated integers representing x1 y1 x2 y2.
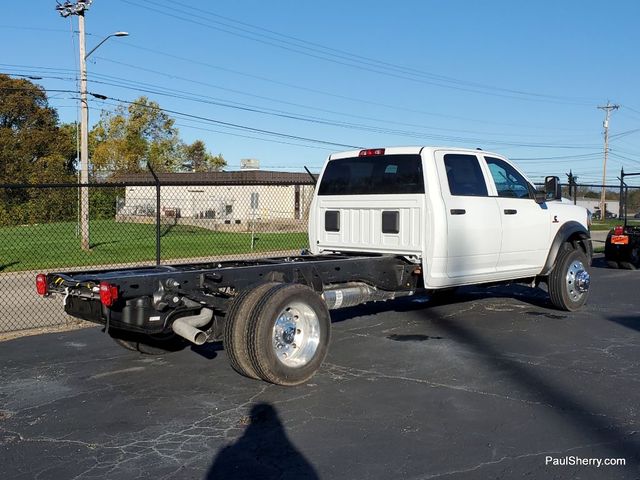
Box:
309 147 429 259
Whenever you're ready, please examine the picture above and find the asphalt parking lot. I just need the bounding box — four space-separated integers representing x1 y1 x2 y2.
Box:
1 257 639 480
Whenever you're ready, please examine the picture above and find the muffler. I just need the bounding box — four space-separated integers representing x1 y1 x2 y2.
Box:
171 307 214 345
322 283 412 310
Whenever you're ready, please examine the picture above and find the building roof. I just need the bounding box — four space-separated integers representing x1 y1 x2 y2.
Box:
106 170 315 185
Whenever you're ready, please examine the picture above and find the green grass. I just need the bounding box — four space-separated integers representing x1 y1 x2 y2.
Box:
0 220 308 273
590 218 640 230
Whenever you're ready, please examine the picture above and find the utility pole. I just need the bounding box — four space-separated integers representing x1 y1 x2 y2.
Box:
57 0 93 250
57 2 126 250
597 102 619 220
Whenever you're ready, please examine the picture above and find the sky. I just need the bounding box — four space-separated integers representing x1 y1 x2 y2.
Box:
1 0 640 184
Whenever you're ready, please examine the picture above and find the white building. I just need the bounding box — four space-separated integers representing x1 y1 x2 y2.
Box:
110 171 315 230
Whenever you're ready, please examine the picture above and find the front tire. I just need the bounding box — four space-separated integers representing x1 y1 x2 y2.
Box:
246 284 331 386
548 243 591 311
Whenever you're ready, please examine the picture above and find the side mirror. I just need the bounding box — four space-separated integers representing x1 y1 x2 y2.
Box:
544 176 562 201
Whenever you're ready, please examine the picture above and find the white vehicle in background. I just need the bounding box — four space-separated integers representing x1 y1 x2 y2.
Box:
39 146 592 386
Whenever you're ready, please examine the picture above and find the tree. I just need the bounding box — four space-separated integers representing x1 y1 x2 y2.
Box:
0 75 76 225
182 139 226 172
90 96 182 174
0 74 69 183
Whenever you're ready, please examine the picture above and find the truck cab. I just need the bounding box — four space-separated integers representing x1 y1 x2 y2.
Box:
309 146 591 289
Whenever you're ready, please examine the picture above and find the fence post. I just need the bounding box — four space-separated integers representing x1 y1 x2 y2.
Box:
568 170 577 205
147 163 161 266
619 167 625 220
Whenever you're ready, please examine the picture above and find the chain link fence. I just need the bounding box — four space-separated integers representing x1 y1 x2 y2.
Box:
0 172 315 333
2 173 639 334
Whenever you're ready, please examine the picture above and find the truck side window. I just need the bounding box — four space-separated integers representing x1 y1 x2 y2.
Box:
443 154 488 196
484 157 532 199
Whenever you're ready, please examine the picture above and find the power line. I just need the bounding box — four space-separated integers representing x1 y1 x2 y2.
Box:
0 83 607 153
1 59 591 133
85 75 600 146
119 0 594 106
90 56 597 140
4 68 601 149
609 128 640 140
511 152 602 161
609 152 640 166
93 93 362 150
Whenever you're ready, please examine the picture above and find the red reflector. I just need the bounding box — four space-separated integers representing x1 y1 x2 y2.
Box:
359 148 385 157
614 225 624 235
36 274 48 296
611 235 629 245
99 282 119 307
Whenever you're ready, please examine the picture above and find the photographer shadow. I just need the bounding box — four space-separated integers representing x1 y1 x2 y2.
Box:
207 402 318 480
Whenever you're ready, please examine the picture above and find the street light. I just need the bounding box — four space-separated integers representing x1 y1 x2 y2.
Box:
85 31 129 59
75 29 128 250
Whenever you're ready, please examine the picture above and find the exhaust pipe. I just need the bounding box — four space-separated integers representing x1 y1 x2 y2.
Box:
171 307 214 346
322 283 412 310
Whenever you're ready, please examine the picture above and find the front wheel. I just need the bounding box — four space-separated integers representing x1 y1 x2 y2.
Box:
246 284 331 386
548 243 591 311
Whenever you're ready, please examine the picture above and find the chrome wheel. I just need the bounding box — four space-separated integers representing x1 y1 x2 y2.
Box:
566 260 590 302
272 301 320 367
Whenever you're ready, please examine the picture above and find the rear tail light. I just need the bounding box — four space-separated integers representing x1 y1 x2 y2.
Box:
359 148 385 157
36 274 48 296
99 282 119 307
614 225 624 235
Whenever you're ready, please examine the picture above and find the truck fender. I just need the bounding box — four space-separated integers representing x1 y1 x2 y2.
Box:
540 221 591 276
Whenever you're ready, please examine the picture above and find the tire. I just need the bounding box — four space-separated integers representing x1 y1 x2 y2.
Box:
246 284 331 386
223 282 280 379
619 261 637 270
109 329 186 355
606 260 620 269
548 243 591 311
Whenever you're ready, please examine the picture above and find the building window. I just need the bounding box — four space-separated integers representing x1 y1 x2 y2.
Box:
225 204 233 216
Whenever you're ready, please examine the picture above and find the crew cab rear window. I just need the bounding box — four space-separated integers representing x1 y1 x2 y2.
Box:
444 154 488 197
318 154 424 195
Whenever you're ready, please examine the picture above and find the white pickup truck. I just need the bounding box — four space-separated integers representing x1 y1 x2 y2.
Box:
39 146 592 385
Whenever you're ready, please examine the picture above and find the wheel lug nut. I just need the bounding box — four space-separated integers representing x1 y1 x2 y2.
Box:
296 329 301 334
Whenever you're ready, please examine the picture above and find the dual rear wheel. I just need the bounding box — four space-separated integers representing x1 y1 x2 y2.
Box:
223 283 331 386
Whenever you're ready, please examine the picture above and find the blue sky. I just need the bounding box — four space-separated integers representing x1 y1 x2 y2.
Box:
2 0 640 183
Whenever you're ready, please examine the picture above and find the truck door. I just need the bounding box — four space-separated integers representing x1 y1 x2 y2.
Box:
436 152 501 278
482 156 550 274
